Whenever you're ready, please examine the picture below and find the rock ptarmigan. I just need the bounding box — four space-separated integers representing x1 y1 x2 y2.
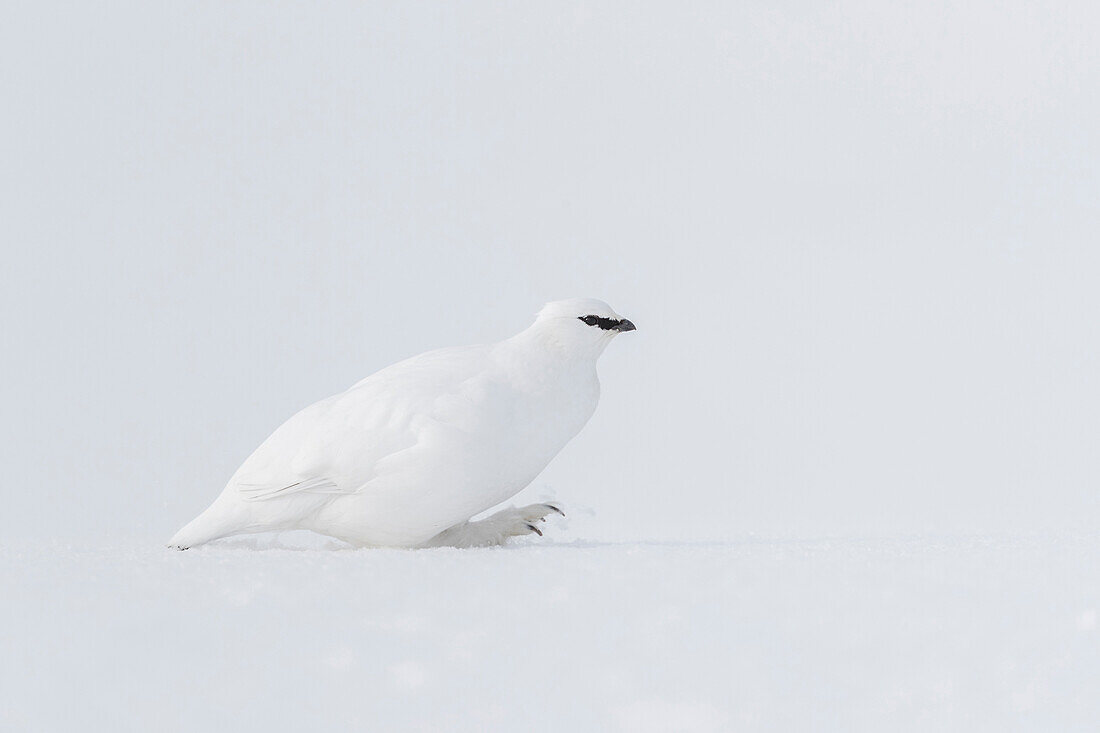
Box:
169 298 635 549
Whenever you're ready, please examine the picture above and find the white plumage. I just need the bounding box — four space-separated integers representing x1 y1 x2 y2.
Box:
169 298 635 549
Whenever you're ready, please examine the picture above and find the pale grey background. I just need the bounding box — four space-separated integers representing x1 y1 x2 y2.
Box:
3 0 1098 544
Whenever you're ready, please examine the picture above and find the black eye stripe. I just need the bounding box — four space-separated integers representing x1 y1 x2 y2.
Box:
578 315 620 330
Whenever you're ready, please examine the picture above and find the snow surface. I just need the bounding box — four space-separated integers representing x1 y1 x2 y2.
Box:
3 533 1099 731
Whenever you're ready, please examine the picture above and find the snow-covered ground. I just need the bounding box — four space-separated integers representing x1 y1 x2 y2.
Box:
3 533 1098 731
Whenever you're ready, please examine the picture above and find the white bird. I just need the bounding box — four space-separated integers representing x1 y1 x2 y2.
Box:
169 298 635 549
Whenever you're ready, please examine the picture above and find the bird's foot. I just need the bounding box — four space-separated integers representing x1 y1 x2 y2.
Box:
505 502 565 538
422 503 565 548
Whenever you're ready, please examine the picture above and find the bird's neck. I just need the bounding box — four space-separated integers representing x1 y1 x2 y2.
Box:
500 323 605 384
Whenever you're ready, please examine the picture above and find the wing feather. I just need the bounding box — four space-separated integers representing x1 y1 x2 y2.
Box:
226 344 494 505
236 476 342 502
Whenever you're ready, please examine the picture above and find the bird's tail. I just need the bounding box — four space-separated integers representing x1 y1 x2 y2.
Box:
168 496 242 550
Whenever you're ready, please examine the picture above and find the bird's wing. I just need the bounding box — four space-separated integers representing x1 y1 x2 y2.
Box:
236 476 342 502
226 344 494 503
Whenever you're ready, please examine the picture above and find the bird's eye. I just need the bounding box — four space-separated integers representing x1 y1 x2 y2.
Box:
580 315 599 326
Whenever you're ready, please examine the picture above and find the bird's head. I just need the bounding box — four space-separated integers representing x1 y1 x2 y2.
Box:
527 298 636 357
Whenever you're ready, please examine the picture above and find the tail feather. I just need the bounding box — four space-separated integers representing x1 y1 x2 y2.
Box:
168 499 242 549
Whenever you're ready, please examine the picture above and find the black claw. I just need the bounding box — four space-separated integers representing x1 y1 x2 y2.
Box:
546 504 564 517
525 522 543 536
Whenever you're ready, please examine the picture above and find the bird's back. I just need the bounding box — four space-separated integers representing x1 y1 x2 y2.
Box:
230 343 496 501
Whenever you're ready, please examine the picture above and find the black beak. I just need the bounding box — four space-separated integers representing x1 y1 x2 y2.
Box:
613 319 636 332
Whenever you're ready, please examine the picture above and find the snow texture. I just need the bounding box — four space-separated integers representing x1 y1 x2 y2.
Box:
3 533 1098 731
